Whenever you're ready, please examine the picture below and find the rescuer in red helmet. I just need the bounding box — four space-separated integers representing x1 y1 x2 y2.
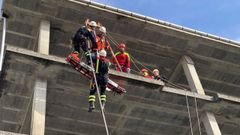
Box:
141 68 153 79
113 43 131 73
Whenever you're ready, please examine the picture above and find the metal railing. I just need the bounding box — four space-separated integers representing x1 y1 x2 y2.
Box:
0 16 6 74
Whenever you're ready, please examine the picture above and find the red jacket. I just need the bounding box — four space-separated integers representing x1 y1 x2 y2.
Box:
113 52 131 69
142 72 154 79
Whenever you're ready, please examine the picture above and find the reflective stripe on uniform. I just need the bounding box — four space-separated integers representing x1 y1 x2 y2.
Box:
114 52 121 56
89 95 96 99
89 98 95 102
85 52 91 56
89 95 96 102
100 95 107 101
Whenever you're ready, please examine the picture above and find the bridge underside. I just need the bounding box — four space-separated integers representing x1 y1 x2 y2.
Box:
0 47 240 135
1 0 240 135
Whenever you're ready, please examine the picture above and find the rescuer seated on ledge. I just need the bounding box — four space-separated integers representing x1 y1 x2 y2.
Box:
113 43 131 73
153 69 167 82
141 68 153 79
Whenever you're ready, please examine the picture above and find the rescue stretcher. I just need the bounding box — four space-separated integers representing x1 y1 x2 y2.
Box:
65 53 126 95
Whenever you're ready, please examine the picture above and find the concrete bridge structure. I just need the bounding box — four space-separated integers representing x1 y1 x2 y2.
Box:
0 0 240 135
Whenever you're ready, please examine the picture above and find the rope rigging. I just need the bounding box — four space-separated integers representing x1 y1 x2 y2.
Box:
88 42 110 135
106 32 202 135
69 19 202 135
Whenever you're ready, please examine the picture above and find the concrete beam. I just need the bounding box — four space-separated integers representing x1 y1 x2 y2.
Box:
38 20 50 55
169 60 182 83
202 112 222 135
31 79 47 135
6 46 240 104
162 86 213 101
0 130 27 135
181 56 205 95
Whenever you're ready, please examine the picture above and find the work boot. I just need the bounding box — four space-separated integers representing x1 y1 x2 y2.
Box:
88 101 95 112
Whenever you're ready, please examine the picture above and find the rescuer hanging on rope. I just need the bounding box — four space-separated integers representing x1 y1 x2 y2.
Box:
88 49 111 112
71 19 98 64
113 43 131 73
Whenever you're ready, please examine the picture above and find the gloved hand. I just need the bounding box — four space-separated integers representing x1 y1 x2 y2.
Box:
126 68 131 74
160 75 167 82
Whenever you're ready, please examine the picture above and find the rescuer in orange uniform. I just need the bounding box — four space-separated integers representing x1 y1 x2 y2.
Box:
96 26 109 51
113 43 131 73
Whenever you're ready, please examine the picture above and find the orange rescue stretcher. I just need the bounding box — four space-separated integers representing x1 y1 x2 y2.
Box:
65 53 126 95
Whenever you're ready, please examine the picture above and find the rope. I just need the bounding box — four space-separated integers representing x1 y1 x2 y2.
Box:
161 79 194 135
194 93 202 135
106 33 142 73
107 32 201 135
186 92 194 135
88 43 110 135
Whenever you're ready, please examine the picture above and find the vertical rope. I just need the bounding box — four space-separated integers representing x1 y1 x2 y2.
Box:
106 32 201 135
88 44 110 135
194 93 202 135
185 91 194 135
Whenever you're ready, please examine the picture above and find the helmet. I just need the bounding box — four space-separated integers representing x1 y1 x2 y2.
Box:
118 43 126 49
141 68 148 72
99 26 106 33
153 69 159 73
89 21 97 27
99 49 107 57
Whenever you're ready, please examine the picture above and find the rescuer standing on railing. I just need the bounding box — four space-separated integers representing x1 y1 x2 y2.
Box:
113 43 131 73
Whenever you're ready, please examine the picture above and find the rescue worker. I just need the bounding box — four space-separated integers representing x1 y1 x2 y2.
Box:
96 26 110 51
153 69 161 80
153 69 167 82
113 43 131 73
71 19 98 63
88 49 111 112
141 68 153 79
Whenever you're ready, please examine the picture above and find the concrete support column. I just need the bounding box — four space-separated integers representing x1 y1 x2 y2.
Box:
31 19 50 135
31 79 47 135
38 20 50 55
181 56 205 95
202 112 222 135
0 17 7 74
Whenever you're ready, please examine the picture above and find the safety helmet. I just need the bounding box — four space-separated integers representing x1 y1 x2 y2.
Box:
99 49 107 57
141 68 148 73
89 21 97 27
99 26 106 33
118 43 126 49
153 69 159 73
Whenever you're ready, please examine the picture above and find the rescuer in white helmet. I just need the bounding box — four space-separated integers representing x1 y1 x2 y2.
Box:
71 19 98 64
88 49 111 112
153 68 166 82
96 26 110 52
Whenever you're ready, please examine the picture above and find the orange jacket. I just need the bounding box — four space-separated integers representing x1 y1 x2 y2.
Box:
96 34 109 51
